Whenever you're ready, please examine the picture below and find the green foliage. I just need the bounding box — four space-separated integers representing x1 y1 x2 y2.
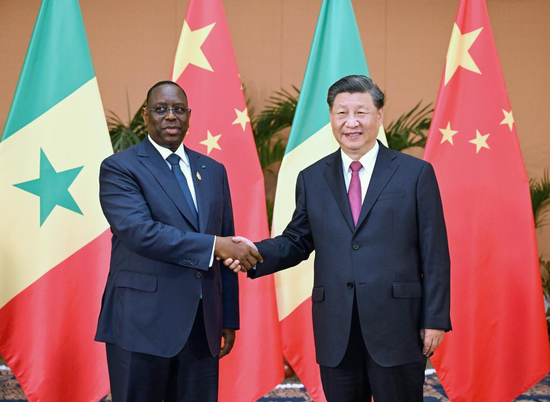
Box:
385 102 433 151
530 170 550 228
250 87 299 173
107 96 147 153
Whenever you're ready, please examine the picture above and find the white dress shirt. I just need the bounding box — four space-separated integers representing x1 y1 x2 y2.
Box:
340 140 380 204
148 136 215 268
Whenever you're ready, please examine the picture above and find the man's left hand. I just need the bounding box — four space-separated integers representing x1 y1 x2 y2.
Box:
420 329 445 357
220 328 236 358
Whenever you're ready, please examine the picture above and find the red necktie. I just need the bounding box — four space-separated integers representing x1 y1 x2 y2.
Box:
348 161 363 226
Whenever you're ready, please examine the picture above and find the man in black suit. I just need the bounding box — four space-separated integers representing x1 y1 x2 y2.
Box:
95 81 261 402
230 75 451 401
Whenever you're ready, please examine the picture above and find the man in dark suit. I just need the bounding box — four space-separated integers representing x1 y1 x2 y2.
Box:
230 75 451 401
95 81 261 402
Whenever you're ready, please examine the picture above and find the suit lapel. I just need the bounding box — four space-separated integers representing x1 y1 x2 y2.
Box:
138 140 199 231
323 150 355 232
355 143 399 231
186 147 210 234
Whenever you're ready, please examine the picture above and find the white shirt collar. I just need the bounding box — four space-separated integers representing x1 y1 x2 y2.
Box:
147 135 190 167
340 140 379 174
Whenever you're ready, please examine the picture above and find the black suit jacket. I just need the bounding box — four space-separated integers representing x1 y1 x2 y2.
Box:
250 142 450 368
95 138 238 358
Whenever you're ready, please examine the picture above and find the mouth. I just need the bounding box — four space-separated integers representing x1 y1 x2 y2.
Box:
343 132 362 139
163 126 181 134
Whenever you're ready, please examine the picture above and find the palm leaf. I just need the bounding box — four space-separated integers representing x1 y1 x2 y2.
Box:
385 101 433 151
530 170 550 228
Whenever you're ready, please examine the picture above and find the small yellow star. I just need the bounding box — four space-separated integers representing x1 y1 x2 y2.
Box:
172 21 215 80
200 131 222 155
439 122 459 145
469 130 490 153
232 108 250 131
445 23 483 85
500 109 514 131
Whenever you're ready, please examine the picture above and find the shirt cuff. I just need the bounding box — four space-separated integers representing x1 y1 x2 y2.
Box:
209 236 216 267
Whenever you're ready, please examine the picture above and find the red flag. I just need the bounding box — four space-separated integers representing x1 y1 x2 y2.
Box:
171 0 284 400
424 0 550 400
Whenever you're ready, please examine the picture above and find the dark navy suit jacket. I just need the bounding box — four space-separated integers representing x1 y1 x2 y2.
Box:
250 142 450 368
95 138 238 358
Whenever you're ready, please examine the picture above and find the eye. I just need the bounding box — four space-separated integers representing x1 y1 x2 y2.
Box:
155 106 167 113
174 107 187 114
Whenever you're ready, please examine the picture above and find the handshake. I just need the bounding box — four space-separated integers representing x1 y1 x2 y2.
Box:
214 236 261 273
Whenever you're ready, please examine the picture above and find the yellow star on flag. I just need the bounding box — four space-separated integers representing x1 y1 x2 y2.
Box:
469 130 490 153
232 108 250 131
500 109 514 131
439 121 459 145
445 23 483 85
200 130 222 155
172 21 215 80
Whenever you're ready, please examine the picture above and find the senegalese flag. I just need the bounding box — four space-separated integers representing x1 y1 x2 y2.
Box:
0 0 113 400
171 0 284 400
271 0 386 400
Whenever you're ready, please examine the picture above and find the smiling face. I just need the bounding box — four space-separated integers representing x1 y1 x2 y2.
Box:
143 84 191 152
329 91 383 160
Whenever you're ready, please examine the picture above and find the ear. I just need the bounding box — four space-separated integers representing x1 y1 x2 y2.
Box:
142 107 149 125
377 106 384 126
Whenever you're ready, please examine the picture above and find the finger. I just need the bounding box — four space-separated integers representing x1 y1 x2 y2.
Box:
215 256 221 261
229 260 240 270
249 247 263 264
232 265 242 273
423 337 434 356
240 258 252 270
219 342 230 359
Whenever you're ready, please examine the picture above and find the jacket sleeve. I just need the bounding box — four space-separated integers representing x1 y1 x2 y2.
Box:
417 162 452 331
219 166 239 329
99 156 215 271
250 171 315 279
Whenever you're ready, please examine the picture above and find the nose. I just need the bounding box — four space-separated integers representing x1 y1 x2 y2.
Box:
165 108 177 120
345 115 359 127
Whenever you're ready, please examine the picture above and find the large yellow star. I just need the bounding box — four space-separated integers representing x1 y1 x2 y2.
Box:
500 109 514 131
232 108 250 131
172 21 215 80
469 130 490 153
199 131 222 155
439 121 459 145
445 23 483 85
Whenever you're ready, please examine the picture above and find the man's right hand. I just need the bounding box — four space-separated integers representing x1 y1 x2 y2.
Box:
214 236 263 271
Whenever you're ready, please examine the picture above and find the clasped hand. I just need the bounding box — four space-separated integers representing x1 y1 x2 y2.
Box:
215 236 262 272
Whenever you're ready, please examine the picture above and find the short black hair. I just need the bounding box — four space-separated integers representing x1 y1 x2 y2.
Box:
146 81 187 105
327 75 384 109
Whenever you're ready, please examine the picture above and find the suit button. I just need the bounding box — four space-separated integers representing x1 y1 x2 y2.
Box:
347 282 354 289
195 271 202 279
352 243 360 250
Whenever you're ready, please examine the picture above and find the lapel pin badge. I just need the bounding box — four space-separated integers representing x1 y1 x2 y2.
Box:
201 165 206 169
196 171 202 181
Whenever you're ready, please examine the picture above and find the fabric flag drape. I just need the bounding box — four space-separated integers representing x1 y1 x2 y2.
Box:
171 0 284 400
270 0 386 400
424 0 550 400
0 0 113 400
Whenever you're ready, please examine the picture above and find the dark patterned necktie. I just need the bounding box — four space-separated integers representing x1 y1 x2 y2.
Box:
167 153 198 227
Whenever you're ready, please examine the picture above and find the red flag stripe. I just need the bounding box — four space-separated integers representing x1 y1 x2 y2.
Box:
0 230 111 401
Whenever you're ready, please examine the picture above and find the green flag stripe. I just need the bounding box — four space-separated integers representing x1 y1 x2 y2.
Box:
285 0 369 155
1 0 95 142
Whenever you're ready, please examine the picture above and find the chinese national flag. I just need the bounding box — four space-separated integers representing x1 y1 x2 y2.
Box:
171 0 284 401
424 0 550 400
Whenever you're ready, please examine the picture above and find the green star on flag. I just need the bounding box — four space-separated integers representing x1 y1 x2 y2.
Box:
14 148 83 226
